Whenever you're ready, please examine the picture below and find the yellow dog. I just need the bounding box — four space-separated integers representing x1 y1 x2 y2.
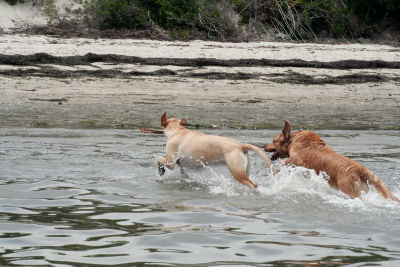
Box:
157 112 271 190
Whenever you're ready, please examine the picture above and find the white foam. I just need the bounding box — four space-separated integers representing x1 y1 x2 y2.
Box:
159 162 253 197
264 164 400 210
158 160 400 210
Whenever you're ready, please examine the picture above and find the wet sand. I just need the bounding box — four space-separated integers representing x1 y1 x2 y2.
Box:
0 34 399 130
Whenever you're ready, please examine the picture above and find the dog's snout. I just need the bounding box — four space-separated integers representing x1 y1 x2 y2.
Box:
264 143 276 152
270 151 280 161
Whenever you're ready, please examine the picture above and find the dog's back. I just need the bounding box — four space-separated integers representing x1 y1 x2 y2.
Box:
290 131 399 201
177 132 242 163
159 112 271 190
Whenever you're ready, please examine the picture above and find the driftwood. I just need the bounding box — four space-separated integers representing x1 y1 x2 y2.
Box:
140 128 164 134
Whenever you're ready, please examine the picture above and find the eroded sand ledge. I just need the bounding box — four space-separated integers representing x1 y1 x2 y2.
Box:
0 34 399 130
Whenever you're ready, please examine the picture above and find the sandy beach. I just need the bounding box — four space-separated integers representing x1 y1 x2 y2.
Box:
0 34 399 130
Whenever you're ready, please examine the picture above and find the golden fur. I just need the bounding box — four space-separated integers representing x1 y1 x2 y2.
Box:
265 121 399 201
157 112 271 190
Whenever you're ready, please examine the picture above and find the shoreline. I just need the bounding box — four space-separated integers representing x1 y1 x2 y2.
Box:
0 34 399 130
2 34 400 61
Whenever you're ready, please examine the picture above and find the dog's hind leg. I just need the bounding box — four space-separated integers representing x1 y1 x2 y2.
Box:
176 158 190 178
244 151 251 177
338 175 362 199
225 150 258 189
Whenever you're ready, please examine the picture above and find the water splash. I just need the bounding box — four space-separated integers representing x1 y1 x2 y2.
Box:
158 159 400 210
158 161 253 196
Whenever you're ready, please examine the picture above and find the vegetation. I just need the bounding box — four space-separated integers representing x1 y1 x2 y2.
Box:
5 0 26 4
6 0 400 41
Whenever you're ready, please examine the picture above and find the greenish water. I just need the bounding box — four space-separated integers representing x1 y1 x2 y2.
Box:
0 128 399 266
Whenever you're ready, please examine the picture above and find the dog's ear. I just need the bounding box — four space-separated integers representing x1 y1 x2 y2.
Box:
180 118 187 127
161 112 168 128
282 120 291 140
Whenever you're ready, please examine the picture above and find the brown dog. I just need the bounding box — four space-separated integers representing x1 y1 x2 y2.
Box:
157 112 271 189
264 121 399 202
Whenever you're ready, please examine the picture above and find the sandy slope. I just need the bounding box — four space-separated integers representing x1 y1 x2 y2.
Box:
1 34 400 61
0 34 399 130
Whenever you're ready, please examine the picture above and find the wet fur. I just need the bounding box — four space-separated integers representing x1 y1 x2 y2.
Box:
265 121 399 202
157 112 271 190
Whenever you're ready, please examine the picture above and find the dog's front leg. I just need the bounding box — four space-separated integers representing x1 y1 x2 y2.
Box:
157 153 177 176
271 158 293 174
157 157 167 176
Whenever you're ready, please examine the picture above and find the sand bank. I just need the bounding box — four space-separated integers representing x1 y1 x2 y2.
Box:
0 34 399 129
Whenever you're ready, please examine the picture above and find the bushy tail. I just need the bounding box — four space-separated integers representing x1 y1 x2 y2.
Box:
243 144 272 168
363 169 400 202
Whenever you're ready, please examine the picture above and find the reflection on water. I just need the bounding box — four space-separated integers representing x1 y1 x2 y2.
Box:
0 128 400 266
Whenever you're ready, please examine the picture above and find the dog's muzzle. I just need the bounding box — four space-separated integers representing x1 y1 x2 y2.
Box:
271 151 280 161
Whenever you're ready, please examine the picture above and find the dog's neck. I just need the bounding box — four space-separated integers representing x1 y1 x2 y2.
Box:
284 136 293 151
164 127 189 140
279 134 293 157
289 130 326 153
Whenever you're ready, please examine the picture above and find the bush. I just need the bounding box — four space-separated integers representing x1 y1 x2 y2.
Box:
34 0 400 41
80 0 199 31
78 0 247 39
80 0 147 30
349 0 400 25
290 0 400 38
4 0 27 5
197 0 243 39
141 0 199 29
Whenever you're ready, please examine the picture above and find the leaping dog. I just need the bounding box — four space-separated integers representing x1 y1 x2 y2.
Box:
264 121 399 202
157 112 271 190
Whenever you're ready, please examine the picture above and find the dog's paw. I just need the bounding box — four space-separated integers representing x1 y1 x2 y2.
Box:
158 166 166 176
253 185 260 194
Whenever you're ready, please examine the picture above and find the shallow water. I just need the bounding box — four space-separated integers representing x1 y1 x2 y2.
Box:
1 128 400 266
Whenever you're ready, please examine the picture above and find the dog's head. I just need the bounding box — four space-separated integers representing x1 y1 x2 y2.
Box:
160 112 187 130
264 120 291 160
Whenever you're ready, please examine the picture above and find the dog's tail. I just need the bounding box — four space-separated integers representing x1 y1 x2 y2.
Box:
243 144 272 168
362 168 400 202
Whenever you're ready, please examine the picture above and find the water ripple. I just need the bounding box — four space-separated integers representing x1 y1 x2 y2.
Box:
1 128 400 266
